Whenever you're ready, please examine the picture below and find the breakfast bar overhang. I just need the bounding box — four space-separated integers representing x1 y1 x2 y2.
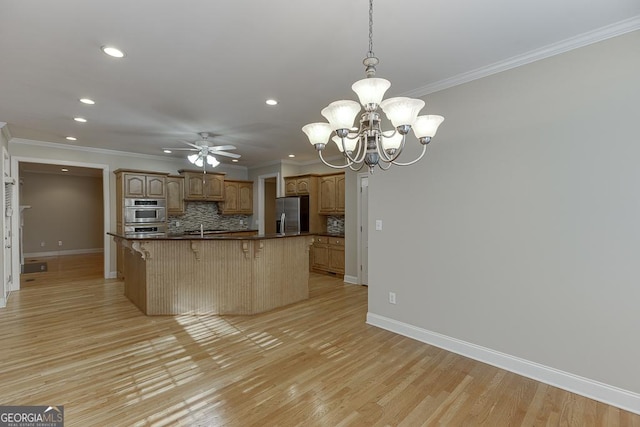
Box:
109 233 313 315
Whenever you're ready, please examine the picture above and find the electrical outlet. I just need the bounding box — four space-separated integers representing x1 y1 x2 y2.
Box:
175 220 181 227
58 240 63 246
376 220 383 231
333 220 338 226
40 241 45 247
389 292 396 304
240 219 244 225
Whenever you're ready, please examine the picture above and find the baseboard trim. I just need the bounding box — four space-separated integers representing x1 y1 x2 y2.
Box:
0 296 5 308
366 312 640 415
24 248 104 258
106 271 118 279
343 275 358 285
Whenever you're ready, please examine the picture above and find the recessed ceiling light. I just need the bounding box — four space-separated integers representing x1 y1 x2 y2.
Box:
266 99 278 106
101 46 125 58
74 117 87 123
232 159 239 163
79 98 95 105
61 168 69 172
288 154 295 158
65 136 77 141
163 149 172 154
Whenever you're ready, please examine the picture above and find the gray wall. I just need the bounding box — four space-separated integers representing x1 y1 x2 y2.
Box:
368 31 640 395
21 172 103 255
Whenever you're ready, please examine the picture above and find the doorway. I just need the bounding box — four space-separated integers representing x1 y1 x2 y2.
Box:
257 172 280 235
10 157 111 291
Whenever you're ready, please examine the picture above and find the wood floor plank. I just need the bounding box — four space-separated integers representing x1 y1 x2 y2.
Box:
1 254 639 426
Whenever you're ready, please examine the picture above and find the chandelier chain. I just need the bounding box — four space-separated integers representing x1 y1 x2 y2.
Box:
368 0 374 57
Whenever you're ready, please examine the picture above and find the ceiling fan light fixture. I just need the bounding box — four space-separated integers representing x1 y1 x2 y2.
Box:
206 155 219 167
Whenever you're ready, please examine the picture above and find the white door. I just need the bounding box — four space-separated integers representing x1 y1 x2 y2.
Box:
359 175 369 285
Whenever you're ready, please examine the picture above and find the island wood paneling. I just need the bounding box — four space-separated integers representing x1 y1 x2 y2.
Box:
121 236 312 315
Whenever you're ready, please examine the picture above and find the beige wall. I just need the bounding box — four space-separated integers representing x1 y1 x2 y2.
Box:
264 179 276 234
21 172 103 255
368 31 640 399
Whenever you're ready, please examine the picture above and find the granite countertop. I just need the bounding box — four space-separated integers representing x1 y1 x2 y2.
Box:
314 232 345 238
108 231 312 241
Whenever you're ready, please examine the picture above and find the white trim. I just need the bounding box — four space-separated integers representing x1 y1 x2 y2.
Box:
356 173 368 285
366 313 640 415
106 270 117 279
10 156 112 286
343 275 358 285
0 297 5 308
24 248 103 258
404 16 640 98
9 138 248 172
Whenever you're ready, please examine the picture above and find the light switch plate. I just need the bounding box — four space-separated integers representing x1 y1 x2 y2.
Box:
375 220 383 231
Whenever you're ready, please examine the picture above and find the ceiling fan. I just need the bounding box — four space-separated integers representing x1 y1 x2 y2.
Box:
164 132 240 169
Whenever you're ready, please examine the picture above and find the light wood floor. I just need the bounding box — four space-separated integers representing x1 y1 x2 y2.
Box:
2 255 639 426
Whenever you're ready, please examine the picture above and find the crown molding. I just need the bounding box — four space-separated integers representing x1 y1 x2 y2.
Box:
404 16 640 97
8 137 247 171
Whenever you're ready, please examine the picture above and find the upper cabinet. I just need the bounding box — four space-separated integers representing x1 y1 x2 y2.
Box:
121 172 167 198
166 175 185 215
180 171 225 201
319 173 345 215
221 180 253 215
284 175 314 196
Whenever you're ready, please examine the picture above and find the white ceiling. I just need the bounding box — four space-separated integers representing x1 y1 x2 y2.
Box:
1 0 639 168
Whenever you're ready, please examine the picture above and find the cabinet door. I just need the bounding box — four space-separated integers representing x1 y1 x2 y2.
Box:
329 238 345 273
238 182 253 214
319 176 336 214
124 174 146 198
336 174 345 213
166 177 185 214
312 242 329 271
222 182 239 213
205 174 225 201
285 178 297 196
185 174 205 199
146 176 166 198
296 177 310 195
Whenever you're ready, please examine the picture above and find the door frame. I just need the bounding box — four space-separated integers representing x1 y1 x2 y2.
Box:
257 172 281 235
357 173 369 285
10 156 112 290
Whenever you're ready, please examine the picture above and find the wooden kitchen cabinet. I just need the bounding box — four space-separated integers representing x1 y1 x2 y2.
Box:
180 171 225 201
221 180 253 215
319 173 345 215
119 172 167 198
311 236 344 275
166 175 185 215
284 175 315 196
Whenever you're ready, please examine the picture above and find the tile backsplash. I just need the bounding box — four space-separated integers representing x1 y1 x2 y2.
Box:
326 215 345 235
168 202 249 234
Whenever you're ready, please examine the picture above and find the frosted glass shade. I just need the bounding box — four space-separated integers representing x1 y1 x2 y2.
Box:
188 154 199 164
351 78 391 106
381 132 403 150
302 122 332 146
206 155 219 167
413 115 445 138
331 135 358 152
379 97 425 127
321 100 361 131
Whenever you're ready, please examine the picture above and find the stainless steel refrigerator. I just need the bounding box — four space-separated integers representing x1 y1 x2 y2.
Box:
275 196 309 234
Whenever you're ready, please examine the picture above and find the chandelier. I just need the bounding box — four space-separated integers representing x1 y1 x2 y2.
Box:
302 0 444 173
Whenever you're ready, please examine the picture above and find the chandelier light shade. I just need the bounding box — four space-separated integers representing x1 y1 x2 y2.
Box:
302 0 444 172
188 152 219 168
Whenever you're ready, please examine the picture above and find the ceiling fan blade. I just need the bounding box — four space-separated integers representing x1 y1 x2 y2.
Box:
208 145 236 151
179 140 202 149
162 147 198 151
213 151 241 159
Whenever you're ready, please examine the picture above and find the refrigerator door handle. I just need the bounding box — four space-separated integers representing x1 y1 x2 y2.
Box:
280 212 286 234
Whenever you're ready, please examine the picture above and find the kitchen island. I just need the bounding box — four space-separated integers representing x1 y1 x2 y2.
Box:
109 232 313 315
